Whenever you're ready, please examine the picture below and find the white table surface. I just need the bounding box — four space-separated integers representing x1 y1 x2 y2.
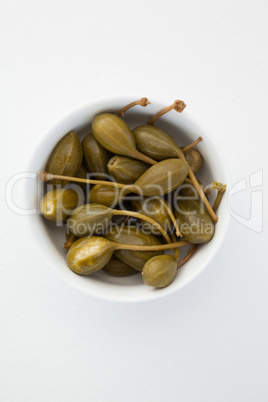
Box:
1 1 267 401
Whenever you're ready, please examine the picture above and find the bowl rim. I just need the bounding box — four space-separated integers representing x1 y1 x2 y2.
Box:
26 96 231 303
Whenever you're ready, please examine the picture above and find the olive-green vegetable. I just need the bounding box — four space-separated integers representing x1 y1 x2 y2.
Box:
74 163 89 191
134 159 188 196
104 226 162 271
92 113 135 155
102 255 138 276
184 148 203 174
39 98 224 285
67 236 114 275
89 185 127 208
177 183 200 198
176 180 209 198
68 202 171 241
133 126 202 175
107 155 149 184
46 131 83 186
82 133 111 179
133 125 218 223
132 198 172 234
40 188 79 222
115 248 162 272
104 225 162 246
92 113 155 164
66 235 183 276
133 125 179 160
68 203 113 237
89 158 188 206
142 255 177 287
174 199 215 244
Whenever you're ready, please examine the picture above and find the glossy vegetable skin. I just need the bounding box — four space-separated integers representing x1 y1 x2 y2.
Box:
174 199 215 244
46 131 83 186
68 203 113 237
82 133 111 179
102 255 138 276
142 255 177 287
108 155 149 184
104 226 163 271
67 236 114 275
40 188 79 222
132 198 172 234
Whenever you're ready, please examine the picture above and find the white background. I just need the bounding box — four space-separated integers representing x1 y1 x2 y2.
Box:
1 1 267 401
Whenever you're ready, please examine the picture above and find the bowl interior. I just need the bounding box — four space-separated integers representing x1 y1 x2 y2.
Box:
26 97 230 302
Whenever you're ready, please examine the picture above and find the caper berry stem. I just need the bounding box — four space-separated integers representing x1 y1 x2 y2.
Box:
145 100 215 219
176 149 218 222
112 209 172 244
115 240 189 251
177 245 198 268
117 98 151 117
177 181 226 268
182 137 203 152
39 160 184 198
39 171 133 191
210 181 227 213
132 150 157 165
64 233 77 251
155 197 182 237
147 100 187 125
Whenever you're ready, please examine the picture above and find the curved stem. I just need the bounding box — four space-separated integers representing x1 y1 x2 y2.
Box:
211 181 226 212
38 171 134 191
112 209 172 244
132 150 157 165
115 240 189 251
147 100 186 125
117 98 151 117
145 100 214 219
156 197 182 237
176 149 218 222
177 245 198 268
176 181 226 268
64 234 77 251
171 233 179 261
182 137 202 152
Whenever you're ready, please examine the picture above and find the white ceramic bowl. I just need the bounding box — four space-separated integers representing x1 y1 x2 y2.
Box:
26 97 230 302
